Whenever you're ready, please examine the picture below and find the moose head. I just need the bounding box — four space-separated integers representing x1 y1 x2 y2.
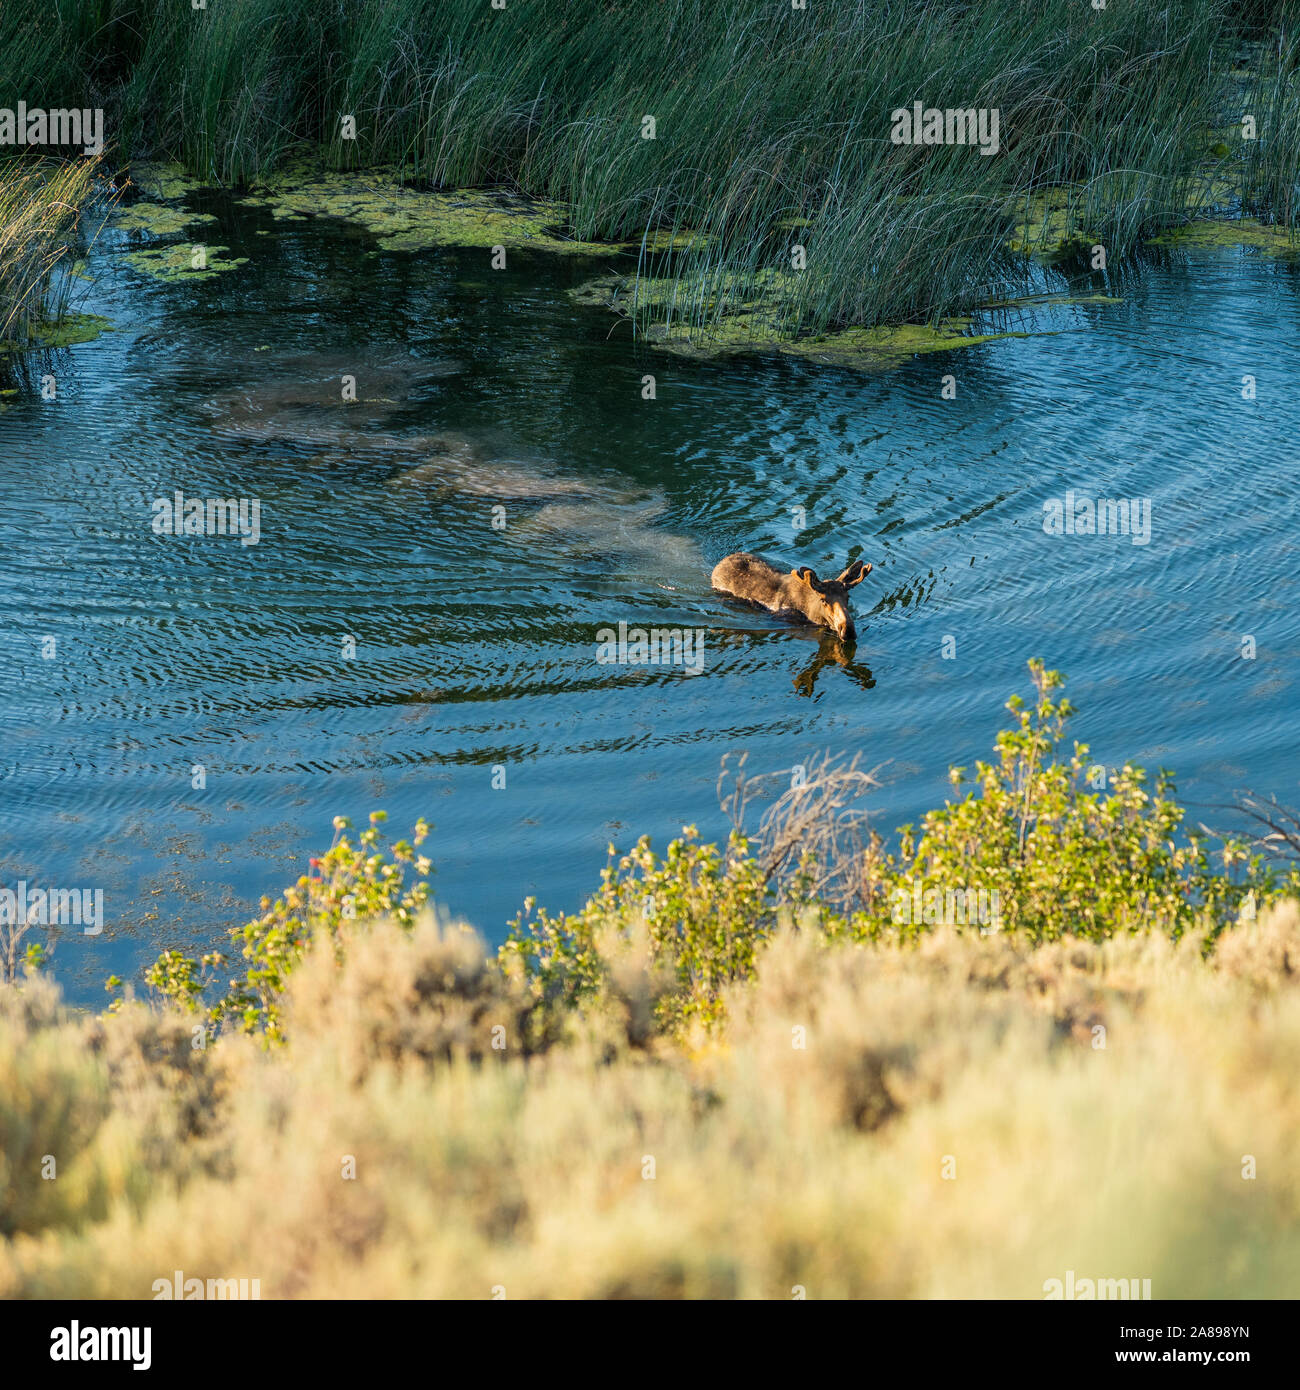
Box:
790 559 871 642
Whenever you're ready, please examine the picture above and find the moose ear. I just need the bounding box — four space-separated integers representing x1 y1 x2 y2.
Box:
792 566 818 587
839 559 871 587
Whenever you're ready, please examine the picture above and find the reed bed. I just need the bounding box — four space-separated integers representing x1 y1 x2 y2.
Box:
0 159 97 353
1242 18 1300 227
3 1 1296 342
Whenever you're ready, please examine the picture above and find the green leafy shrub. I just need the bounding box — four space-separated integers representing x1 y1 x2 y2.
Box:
505 662 1297 1032
503 828 772 1034
882 660 1288 943
141 662 1297 1042
144 811 434 1041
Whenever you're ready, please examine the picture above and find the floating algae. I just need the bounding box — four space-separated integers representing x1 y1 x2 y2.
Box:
0 314 114 353
110 202 216 237
570 270 1033 369
760 320 1036 368
237 157 620 256
1006 189 1098 260
1007 142 1255 262
631 227 713 254
1146 218 1300 255
983 292 1123 310
107 161 228 279
32 315 113 347
127 161 207 202
123 243 248 282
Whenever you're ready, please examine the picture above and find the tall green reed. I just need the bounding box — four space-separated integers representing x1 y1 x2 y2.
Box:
0 0 1287 338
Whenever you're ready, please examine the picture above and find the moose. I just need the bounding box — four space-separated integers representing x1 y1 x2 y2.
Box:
710 552 871 642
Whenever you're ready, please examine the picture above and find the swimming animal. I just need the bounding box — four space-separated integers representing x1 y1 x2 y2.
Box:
711 552 871 641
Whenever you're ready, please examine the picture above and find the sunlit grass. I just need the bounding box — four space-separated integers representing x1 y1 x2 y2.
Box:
2 901 1298 1297
0 158 97 352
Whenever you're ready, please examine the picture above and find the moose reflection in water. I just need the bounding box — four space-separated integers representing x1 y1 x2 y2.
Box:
793 631 876 698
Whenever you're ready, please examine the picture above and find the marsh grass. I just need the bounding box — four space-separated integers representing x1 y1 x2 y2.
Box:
1242 22 1300 227
2 0 1292 342
0 158 99 362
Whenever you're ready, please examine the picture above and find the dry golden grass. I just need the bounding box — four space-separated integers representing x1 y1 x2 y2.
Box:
2 906 1298 1299
0 159 97 346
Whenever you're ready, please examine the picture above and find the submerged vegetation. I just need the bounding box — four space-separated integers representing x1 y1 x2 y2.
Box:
3 664 1300 1298
2 0 1299 358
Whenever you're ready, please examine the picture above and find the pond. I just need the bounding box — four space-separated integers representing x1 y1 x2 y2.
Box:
3 187 1298 1005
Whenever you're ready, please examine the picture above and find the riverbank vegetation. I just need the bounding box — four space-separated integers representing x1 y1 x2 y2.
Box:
2 1 1299 356
2 664 1298 1297
0 159 99 367
140 662 1296 1040
1243 21 1300 226
4 903 1299 1298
